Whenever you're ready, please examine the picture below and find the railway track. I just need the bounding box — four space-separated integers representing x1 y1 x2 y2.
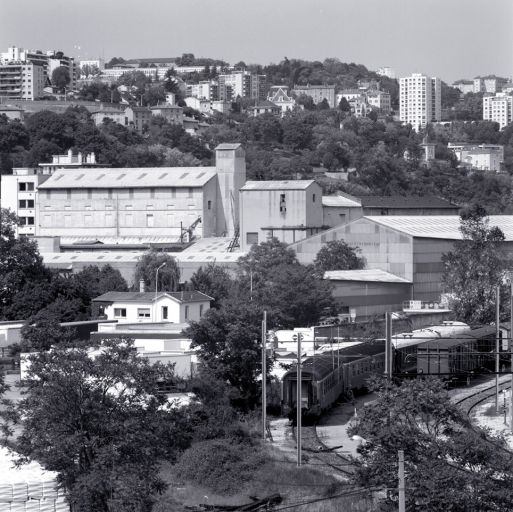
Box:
453 378 512 416
292 425 355 478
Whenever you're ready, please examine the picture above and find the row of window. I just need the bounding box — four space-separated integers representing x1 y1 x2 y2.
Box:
19 199 34 209
113 304 203 320
41 187 200 200
18 182 35 191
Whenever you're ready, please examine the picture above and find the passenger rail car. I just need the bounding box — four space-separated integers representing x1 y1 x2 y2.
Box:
282 341 386 417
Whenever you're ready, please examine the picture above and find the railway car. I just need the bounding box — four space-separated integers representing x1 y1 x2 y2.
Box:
281 340 385 417
416 325 498 379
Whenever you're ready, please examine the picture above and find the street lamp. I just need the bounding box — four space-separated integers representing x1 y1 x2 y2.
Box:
155 262 167 297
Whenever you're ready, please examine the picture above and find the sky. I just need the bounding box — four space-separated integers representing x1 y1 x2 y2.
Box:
1 0 512 83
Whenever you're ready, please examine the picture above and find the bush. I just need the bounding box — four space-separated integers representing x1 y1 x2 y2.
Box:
173 438 265 494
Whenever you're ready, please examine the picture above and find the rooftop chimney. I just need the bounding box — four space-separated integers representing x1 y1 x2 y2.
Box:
139 279 145 293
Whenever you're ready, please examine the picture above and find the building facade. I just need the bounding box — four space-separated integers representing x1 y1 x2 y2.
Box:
218 71 267 100
399 73 441 131
0 62 45 100
34 144 245 240
448 143 504 172
239 180 324 250
292 85 336 108
483 93 512 129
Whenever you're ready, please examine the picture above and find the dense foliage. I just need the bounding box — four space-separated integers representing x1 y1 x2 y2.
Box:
349 377 513 511
442 205 507 324
4 339 181 512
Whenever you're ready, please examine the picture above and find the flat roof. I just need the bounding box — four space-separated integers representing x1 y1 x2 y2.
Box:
38 167 217 189
241 180 315 191
365 215 513 241
93 291 212 303
324 269 411 283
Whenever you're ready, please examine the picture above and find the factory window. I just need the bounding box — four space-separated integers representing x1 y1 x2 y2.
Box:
162 306 168 320
188 188 193 198
279 193 286 213
246 232 258 245
150 188 155 198
171 188 176 198
200 304 204 317
128 188 134 199
84 214 92 225
137 308 151 319
114 308 127 318
45 189 51 200
184 305 189 320
66 189 72 200
107 189 113 199
312 194 316 203
207 200 212 210
87 189 92 199
146 213 154 227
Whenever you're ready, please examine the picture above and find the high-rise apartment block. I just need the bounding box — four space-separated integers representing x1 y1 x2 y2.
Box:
483 93 513 129
0 45 78 95
399 73 441 131
218 71 267 101
0 62 45 100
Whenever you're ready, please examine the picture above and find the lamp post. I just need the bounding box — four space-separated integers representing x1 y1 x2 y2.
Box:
155 262 167 297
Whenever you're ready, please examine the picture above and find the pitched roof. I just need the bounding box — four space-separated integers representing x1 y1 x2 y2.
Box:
92 291 213 303
365 215 513 241
324 269 411 283
322 195 361 208
359 196 458 209
241 180 316 191
0 105 24 111
38 167 217 189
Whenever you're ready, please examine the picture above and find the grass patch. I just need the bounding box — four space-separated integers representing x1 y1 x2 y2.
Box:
155 443 380 511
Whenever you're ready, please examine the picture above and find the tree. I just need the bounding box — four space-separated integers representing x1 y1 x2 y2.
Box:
189 264 233 308
51 66 71 93
134 250 181 292
0 209 51 320
6 339 179 511
20 309 73 351
338 97 351 112
74 265 128 301
238 238 334 327
187 300 263 409
313 240 365 276
348 377 513 511
442 204 505 324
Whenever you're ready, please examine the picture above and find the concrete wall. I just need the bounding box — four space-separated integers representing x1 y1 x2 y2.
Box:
215 146 246 237
322 205 363 228
240 182 323 250
37 184 210 238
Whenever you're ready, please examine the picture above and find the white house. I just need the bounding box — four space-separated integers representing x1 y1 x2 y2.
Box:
92 291 212 324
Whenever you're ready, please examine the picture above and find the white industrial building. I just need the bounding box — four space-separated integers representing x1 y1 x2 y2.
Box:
448 142 504 172
33 144 245 240
239 180 324 250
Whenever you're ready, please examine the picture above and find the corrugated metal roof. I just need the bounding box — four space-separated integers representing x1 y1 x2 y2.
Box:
324 269 411 283
365 215 513 241
93 291 213 303
38 167 216 189
241 180 316 191
322 195 362 208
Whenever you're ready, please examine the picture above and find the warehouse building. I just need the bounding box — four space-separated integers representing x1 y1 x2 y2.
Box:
291 215 513 302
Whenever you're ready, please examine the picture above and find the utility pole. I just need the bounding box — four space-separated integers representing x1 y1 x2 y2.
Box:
510 277 513 433
261 311 267 440
385 312 393 378
293 332 303 467
398 450 406 512
496 285 500 414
